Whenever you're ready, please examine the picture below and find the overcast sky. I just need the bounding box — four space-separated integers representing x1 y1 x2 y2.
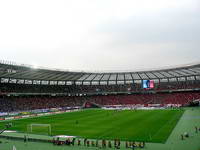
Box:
0 0 200 72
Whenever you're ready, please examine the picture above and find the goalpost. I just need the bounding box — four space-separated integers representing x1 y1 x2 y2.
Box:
27 124 51 135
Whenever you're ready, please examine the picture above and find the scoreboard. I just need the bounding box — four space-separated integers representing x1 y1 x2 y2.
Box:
142 80 154 89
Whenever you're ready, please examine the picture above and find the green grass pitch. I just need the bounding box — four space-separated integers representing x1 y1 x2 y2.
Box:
0 109 184 143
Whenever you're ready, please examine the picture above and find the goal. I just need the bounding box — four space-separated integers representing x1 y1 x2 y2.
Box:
27 124 51 135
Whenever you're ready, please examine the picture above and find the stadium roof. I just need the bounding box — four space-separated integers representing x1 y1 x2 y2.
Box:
0 60 200 84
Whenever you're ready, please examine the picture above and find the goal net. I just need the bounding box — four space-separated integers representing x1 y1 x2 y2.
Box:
27 124 51 135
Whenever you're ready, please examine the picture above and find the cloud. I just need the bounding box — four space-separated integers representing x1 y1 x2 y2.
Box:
0 0 200 71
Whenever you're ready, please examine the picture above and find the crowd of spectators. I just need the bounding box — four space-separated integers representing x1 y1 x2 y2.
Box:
0 91 200 112
1 80 200 94
0 96 83 112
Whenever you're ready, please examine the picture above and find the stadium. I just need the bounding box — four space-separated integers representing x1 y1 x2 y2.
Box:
1 0 200 150
0 60 200 150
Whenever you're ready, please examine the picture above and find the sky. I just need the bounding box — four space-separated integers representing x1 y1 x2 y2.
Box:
0 0 200 72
